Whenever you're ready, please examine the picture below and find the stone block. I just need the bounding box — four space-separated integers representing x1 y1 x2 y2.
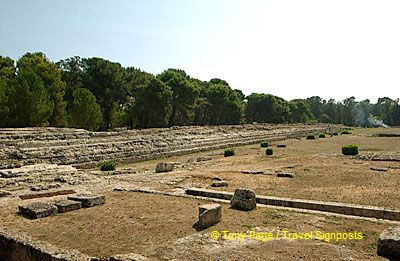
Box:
18 202 57 219
277 172 294 178
230 188 256 211
67 194 105 208
211 181 228 187
54 200 82 213
197 204 222 229
155 162 174 173
0 190 12 197
377 227 400 259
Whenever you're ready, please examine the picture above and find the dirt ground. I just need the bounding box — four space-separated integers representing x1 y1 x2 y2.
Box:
119 127 400 209
1 127 399 260
0 191 392 260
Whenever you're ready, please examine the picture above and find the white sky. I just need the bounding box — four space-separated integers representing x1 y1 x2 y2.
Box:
1 0 400 102
181 0 400 103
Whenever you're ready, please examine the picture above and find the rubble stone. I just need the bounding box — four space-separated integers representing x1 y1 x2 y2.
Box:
155 162 174 173
230 188 256 211
377 227 400 259
211 181 228 187
197 204 222 229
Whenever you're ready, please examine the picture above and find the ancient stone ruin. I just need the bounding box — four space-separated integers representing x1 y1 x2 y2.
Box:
196 204 222 229
0 124 331 170
230 188 257 211
377 227 400 259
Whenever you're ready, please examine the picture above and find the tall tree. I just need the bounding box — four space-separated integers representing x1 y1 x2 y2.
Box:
373 97 398 126
205 83 243 125
134 78 172 128
342 96 357 126
0 56 15 126
306 96 323 120
68 88 103 131
82 57 126 129
58 56 85 108
0 78 10 126
245 93 289 123
288 99 312 123
8 69 53 127
17 52 66 126
0 56 15 80
158 69 199 126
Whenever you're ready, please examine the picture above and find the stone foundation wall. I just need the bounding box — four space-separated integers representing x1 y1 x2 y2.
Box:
0 124 333 169
185 188 400 221
0 227 91 261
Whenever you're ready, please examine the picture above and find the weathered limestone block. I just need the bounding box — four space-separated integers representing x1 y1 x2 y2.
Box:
230 188 256 211
67 194 105 207
18 202 57 219
276 172 295 178
211 181 228 187
377 227 400 259
198 204 222 229
54 200 82 213
155 162 174 173
0 190 11 197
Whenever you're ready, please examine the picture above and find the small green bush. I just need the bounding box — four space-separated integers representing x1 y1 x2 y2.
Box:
306 135 316 140
99 161 116 171
224 148 235 157
342 145 359 155
341 130 352 135
260 141 269 147
332 132 338 136
266 148 273 156
319 133 326 138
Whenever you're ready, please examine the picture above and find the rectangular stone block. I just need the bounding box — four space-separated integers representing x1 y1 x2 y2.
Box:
54 200 82 213
67 194 105 207
378 227 400 259
18 202 57 219
198 204 222 229
155 162 174 173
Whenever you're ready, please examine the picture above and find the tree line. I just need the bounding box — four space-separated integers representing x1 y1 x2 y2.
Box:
0 52 399 131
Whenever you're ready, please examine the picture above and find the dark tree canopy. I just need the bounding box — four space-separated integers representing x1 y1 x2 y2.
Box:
0 51 399 131
17 52 67 127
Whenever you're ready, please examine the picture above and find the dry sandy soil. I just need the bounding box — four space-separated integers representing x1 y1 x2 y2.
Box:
120 127 400 209
0 191 392 260
1 127 400 260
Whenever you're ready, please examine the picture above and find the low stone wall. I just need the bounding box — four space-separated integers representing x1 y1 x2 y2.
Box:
0 124 333 169
185 188 400 221
0 227 91 261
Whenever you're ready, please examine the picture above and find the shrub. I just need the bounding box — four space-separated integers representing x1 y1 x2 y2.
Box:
224 148 235 157
306 135 316 140
341 130 352 135
332 132 338 136
319 133 326 138
260 141 269 147
266 148 273 156
342 145 359 156
99 161 116 171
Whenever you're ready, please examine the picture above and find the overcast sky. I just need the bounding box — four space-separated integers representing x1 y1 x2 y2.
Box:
1 0 399 102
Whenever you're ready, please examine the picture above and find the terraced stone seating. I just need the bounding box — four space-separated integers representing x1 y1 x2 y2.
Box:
0 124 332 170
